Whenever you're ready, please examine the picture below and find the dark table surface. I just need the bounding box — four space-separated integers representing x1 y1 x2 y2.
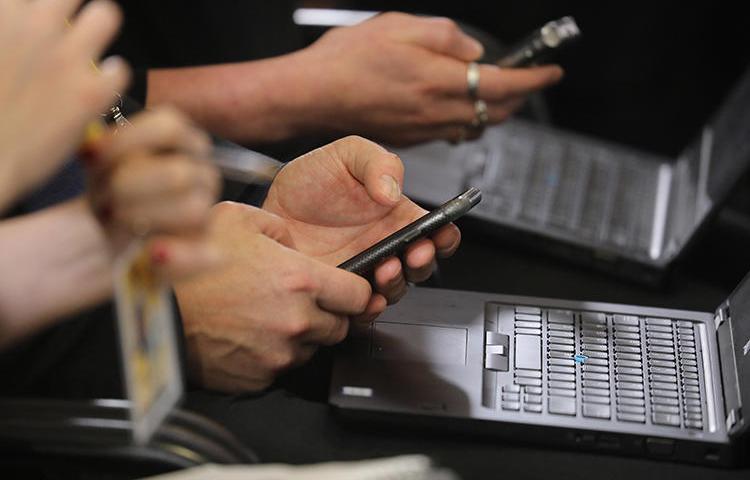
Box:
186 212 750 480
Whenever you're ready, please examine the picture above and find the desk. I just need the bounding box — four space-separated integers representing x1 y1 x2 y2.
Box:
185 220 750 479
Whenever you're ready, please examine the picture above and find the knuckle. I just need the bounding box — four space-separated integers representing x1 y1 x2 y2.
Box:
277 269 317 295
265 347 296 373
284 315 312 338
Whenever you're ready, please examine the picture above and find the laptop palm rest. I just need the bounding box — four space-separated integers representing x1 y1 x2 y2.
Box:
372 322 467 366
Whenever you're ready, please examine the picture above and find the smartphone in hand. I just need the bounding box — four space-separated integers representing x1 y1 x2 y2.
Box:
497 16 580 68
338 188 482 276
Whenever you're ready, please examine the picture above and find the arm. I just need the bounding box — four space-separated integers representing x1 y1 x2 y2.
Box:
146 13 563 146
0 197 113 346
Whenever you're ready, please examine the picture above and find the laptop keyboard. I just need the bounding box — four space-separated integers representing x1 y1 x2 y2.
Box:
465 127 656 253
485 304 705 430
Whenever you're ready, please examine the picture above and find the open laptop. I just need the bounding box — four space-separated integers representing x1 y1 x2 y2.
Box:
393 68 750 282
330 275 750 466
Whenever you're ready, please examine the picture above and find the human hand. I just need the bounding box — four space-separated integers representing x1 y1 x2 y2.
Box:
0 0 130 210
86 108 222 282
174 201 372 392
263 136 462 323
292 12 563 145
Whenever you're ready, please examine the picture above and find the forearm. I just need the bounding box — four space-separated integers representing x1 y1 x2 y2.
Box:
0 197 113 347
146 51 327 145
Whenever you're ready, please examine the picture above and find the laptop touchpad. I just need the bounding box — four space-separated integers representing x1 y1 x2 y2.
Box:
371 322 467 366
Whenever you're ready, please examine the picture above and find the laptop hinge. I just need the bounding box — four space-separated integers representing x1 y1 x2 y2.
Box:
715 300 744 435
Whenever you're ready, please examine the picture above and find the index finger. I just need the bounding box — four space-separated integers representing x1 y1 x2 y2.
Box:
477 64 564 101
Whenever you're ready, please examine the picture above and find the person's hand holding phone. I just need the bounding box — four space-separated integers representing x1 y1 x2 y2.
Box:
263 136 462 323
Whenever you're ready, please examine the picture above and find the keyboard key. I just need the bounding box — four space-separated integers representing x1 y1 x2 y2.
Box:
685 405 701 414
681 359 698 367
617 397 645 406
647 331 673 340
685 398 701 407
616 360 642 368
583 395 610 405
614 352 641 361
516 328 542 336
679 346 697 354
549 330 574 339
549 365 576 374
615 339 641 347
583 372 609 382
652 412 680 426
502 384 521 393
615 345 641 354
580 330 607 338
617 412 646 423
677 327 694 335
582 387 610 397
649 360 676 368
515 377 542 387
614 332 640 339
582 324 608 332
648 352 676 361
613 315 639 326
650 374 677 383
683 378 699 386
583 365 609 374
648 346 675 354
582 351 608 359
549 323 574 332
650 367 677 375
516 306 542 315
549 388 576 397
646 326 672 334
583 380 610 389
516 321 542 329
679 340 696 349
683 372 699 380
581 336 607 345
502 401 521 411
652 404 679 414
617 405 646 415
583 403 611 419
584 358 609 366
615 366 642 375
515 314 542 322
501 393 520 402
548 380 575 390
676 321 693 328
549 358 575 366
681 353 697 360
516 369 542 378
524 403 543 413
548 311 573 323
549 373 575 382
615 381 643 391
549 397 576 416
681 365 698 373
618 389 644 399
651 382 677 390
581 312 606 323
582 344 607 352
652 389 679 398
615 374 643 383
524 394 543 404
550 344 575 352
685 420 703 429
684 391 701 399
646 318 672 326
652 396 679 406
686 412 702 421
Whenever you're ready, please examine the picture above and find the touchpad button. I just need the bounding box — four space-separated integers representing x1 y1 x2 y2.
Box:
371 322 467 366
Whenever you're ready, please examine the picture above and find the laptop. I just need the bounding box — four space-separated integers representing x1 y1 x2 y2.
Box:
330 278 750 466
392 68 750 282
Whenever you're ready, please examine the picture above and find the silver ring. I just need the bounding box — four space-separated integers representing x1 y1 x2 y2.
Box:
470 99 489 130
466 62 480 99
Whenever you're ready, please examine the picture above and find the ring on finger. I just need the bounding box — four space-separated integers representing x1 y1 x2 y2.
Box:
466 61 480 100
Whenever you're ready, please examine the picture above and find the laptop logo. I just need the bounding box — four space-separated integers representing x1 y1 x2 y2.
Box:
742 338 750 356
342 386 373 397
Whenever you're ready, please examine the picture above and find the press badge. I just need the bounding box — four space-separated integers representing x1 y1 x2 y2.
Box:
114 241 182 445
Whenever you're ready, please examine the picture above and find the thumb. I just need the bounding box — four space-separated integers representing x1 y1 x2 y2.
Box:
331 136 405 207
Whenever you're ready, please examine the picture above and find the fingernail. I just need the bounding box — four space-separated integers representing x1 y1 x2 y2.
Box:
379 175 401 203
150 245 170 265
98 55 128 77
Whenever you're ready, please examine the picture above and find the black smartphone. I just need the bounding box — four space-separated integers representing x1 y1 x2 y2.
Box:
497 16 580 68
338 187 482 276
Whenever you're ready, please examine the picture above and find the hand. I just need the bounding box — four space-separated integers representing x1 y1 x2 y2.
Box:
292 12 563 145
0 0 130 210
87 108 222 282
174 201 372 392
263 136 462 323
